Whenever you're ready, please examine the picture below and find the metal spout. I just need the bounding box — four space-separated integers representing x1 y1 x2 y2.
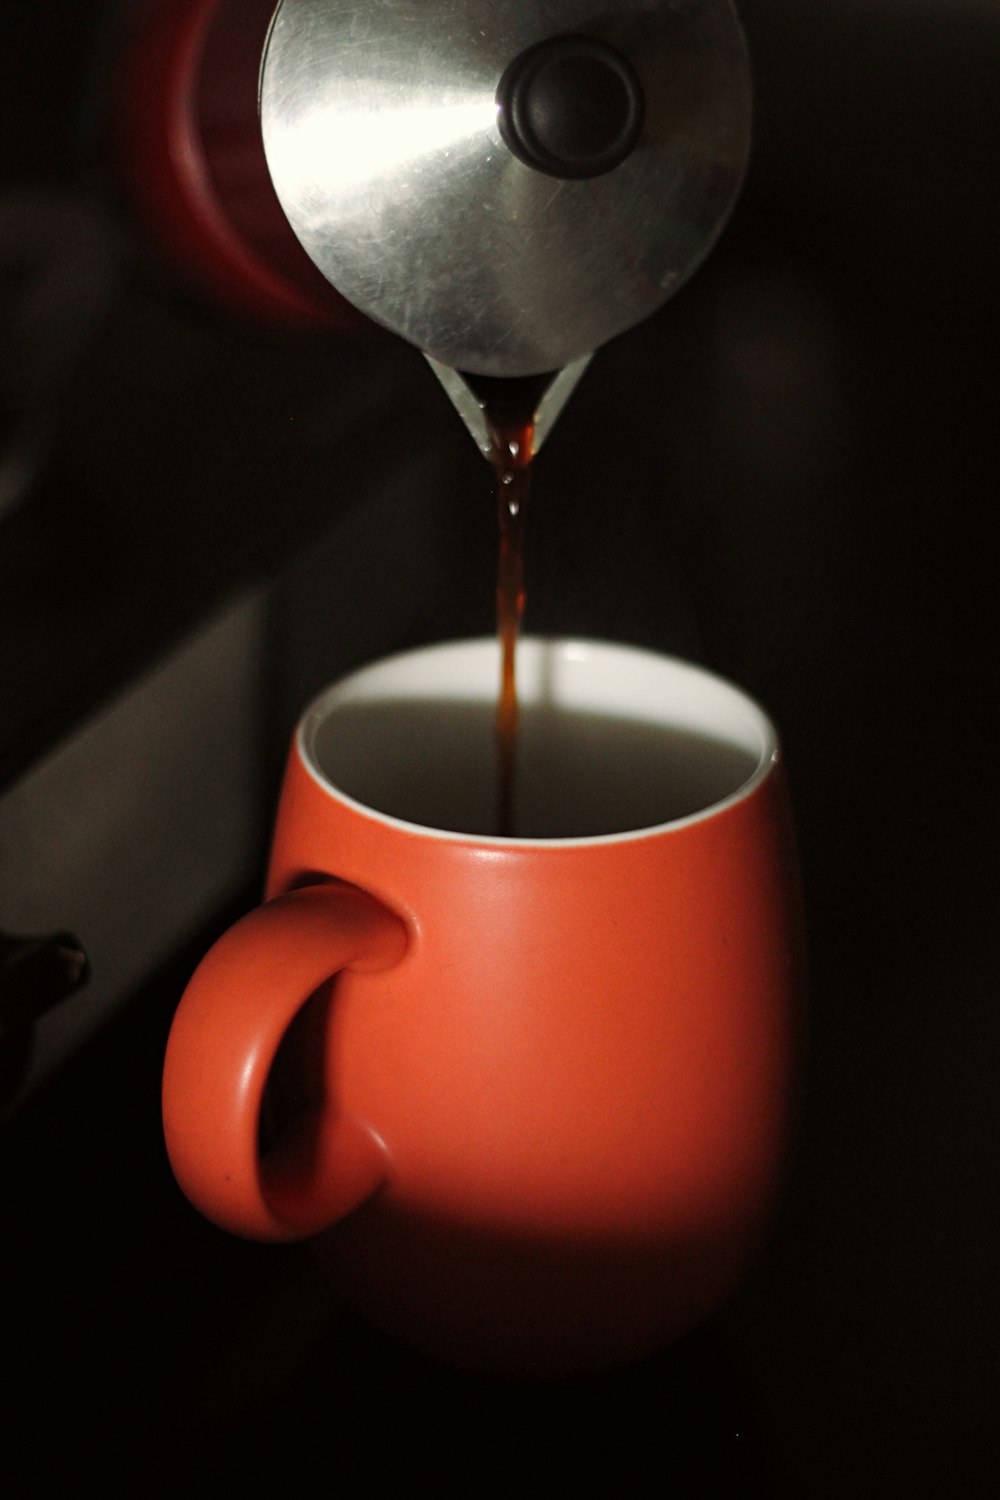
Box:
424 354 592 462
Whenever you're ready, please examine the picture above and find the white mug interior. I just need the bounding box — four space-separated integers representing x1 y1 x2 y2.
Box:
300 638 778 844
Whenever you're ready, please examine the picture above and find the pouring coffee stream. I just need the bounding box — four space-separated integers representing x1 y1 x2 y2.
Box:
462 370 556 835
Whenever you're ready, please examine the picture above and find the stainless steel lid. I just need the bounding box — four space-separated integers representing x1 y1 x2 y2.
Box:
260 0 752 376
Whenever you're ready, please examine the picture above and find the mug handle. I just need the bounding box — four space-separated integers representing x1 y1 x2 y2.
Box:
162 882 408 1242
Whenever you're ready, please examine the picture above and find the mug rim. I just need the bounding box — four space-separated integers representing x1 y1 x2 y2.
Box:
296 636 781 848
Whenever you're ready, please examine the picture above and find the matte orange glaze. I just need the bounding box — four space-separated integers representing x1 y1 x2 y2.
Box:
163 650 801 1374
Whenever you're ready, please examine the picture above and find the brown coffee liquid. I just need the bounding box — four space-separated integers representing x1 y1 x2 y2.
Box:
463 371 557 836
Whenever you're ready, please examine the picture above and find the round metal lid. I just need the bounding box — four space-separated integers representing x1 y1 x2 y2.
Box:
260 0 751 376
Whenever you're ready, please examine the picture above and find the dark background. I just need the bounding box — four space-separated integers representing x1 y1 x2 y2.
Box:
1 2 996 1493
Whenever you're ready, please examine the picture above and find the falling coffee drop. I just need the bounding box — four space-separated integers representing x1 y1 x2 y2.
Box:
461 370 557 836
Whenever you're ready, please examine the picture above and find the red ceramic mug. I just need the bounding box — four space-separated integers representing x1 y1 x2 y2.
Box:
163 638 800 1374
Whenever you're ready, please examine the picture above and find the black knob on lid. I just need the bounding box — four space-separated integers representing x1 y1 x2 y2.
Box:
496 34 645 180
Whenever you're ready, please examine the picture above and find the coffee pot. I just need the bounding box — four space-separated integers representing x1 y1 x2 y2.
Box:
259 0 751 450
118 0 750 456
